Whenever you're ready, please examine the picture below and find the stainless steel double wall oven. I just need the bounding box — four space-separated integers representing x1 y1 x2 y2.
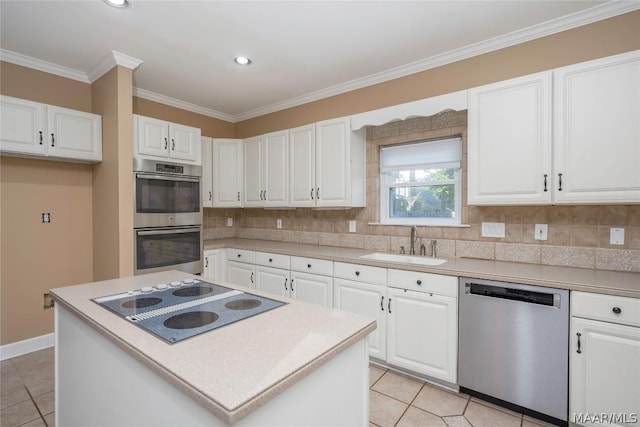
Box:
133 158 202 275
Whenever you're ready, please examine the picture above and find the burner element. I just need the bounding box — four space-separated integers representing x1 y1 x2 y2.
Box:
164 311 219 330
121 297 162 309
172 286 213 297
225 299 262 310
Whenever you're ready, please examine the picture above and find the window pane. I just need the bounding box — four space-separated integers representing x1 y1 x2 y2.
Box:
387 168 455 184
389 184 456 219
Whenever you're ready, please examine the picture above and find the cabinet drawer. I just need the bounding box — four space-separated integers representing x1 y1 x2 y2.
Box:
255 251 290 269
227 248 255 264
291 256 333 276
334 262 386 286
388 269 458 298
572 291 640 327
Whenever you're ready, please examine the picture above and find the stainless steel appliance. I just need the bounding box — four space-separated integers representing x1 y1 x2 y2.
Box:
133 158 202 228
93 278 286 344
458 278 569 426
133 158 203 275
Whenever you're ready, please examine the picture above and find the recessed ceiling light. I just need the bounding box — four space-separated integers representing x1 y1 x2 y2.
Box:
234 56 252 66
104 0 131 9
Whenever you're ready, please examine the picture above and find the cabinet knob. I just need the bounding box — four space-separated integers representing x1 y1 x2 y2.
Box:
613 306 622 314
307 264 312 269
237 254 241 258
417 280 422 285
355 271 360 276
269 258 273 263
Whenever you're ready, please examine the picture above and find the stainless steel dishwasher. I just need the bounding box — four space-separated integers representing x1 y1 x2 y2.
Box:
458 277 569 426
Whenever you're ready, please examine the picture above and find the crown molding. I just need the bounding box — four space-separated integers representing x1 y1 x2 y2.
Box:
87 50 143 82
0 49 90 83
133 88 235 122
233 1 640 122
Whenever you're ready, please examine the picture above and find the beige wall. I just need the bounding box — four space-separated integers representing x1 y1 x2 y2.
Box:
133 97 235 138
0 61 95 345
234 10 640 138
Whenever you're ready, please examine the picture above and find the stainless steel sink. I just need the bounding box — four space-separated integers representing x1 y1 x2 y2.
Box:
358 252 447 266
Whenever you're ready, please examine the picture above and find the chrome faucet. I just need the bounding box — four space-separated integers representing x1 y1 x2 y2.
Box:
410 226 418 255
420 242 426 256
430 240 437 257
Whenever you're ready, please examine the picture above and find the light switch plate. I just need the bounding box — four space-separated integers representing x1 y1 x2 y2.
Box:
348 220 356 233
481 222 505 238
610 228 624 245
226 217 233 227
276 219 282 229
534 224 548 241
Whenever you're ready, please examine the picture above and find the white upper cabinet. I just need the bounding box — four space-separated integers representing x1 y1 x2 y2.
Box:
467 71 552 205
467 50 640 205
553 51 640 204
1 95 102 163
134 114 201 165
203 137 243 208
289 124 316 207
243 130 289 207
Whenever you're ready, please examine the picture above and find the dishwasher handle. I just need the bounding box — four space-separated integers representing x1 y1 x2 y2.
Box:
465 282 560 308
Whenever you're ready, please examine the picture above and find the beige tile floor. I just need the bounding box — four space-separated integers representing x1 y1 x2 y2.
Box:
1 348 556 427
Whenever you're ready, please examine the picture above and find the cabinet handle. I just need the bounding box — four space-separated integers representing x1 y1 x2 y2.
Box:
284 278 288 291
209 191 212 201
311 188 314 199
380 296 384 311
264 190 267 200
51 133 55 147
543 174 548 192
576 332 582 354
205 258 208 268
250 272 254 284
291 279 294 292
171 139 175 150
164 138 168 150
316 188 320 199
237 192 240 201
558 173 563 191
388 298 392 314
417 280 422 285
613 306 622 314
39 131 43 145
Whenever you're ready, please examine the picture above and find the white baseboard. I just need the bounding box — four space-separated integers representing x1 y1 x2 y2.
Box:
0 333 54 361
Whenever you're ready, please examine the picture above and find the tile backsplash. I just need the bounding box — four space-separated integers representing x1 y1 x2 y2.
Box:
204 112 640 273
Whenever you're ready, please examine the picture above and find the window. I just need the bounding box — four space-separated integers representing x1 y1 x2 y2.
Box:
380 137 462 226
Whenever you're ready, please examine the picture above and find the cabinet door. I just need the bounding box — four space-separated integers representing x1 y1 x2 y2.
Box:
213 139 243 207
315 117 350 207
289 124 316 207
386 287 458 383
554 51 640 204
201 137 213 208
243 136 263 207
334 278 386 360
264 130 289 207
47 105 102 162
255 265 290 298
169 123 200 163
136 115 169 158
570 317 640 426
290 271 333 308
0 96 47 156
467 71 552 205
226 261 255 289
202 249 218 280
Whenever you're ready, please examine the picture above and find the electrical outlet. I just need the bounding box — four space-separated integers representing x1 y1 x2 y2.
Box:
534 224 548 240
42 213 51 223
276 219 282 229
481 222 505 238
610 228 624 245
43 293 54 309
226 217 233 227
348 220 356 233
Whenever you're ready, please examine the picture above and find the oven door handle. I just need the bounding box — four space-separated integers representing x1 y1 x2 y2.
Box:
136 173 200 183
136 228 200 236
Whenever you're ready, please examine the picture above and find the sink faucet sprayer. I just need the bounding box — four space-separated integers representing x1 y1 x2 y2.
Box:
430 240 437 258
410 226 418 255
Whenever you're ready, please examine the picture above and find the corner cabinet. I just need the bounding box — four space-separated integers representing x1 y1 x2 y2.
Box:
570 292 640 427
467 71 552 205
468 50 640 205
1 95 102 163
243 130 289 207
134 115 201 165
202 137 242 208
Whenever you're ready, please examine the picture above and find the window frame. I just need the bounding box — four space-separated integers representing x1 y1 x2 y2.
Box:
379 138 462 226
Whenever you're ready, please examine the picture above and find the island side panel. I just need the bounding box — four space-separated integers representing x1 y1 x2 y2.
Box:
55 304 370 426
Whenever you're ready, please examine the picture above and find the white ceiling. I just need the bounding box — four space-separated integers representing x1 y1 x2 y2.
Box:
1 1 637 122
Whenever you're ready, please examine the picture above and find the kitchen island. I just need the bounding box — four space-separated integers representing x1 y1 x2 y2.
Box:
50 270 376 426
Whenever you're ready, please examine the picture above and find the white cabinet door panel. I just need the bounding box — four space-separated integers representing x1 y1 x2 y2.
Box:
256 266 290 298
201 137 213 207
243 136 263 206
136 115 169 158
226 261 255 289
0 96 47 156
264 131 289 206
213 139 243 206
169 123 199 162
291 272 333 308
316 118 350 207
289 124 316 207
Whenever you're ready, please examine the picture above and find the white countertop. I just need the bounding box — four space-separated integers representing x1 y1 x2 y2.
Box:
205 239 640 298
50 270 376 425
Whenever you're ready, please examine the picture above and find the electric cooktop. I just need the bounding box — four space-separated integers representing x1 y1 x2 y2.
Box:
93 279 286 344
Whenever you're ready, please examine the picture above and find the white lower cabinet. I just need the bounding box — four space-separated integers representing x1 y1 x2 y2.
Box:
570 292 640 427
290 272 333 308
226 260 255 289
203 249 220 281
